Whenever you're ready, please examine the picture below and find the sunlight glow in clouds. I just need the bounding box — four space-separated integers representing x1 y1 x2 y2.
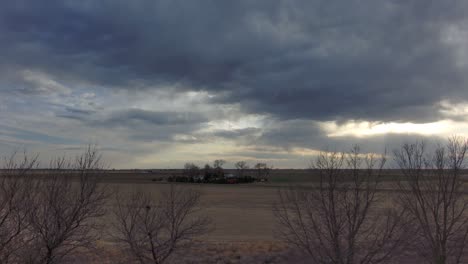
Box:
321 120 454 138
201 114 267 133
320 100 468 138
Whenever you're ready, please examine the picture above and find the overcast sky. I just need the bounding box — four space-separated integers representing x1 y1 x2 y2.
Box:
1 0 468 168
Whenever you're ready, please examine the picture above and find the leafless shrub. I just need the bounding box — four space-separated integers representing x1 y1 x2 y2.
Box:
22 145 108 264
254 163 272 181
112 184 212 264
213 160 226 169
213 160 226 178
394 136 468 263
274 146 410 264
235 161 249 177
183 163 200 178
0 151 38 263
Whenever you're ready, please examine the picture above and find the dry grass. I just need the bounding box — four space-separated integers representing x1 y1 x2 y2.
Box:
68 183 306 263
22 170 468 263
65 240 307 264
106 183 280 242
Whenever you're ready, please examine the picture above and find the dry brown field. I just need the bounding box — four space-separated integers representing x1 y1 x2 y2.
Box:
34 170 468 263
75 181 308 263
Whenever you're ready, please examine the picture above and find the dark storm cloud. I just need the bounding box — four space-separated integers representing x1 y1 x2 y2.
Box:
2 1 468 122
102 109 209 126
54 107 210 142
83 109 209 142
0 125 80 145
64 107 95 115
257 120 324 149
57 107 209 127
56 107 96 122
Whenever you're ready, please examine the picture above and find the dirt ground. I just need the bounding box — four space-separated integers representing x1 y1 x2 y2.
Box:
106 182 280 241
71 182 311 263
67 180 462 263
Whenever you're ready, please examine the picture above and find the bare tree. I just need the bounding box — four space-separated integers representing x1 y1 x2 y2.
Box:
274 146 410 264
0 151 38 263
254 162 272 181
112 184 211 264
213 160 225 169
394 137 468 264
183 163 200 179
234 161 249 177
213 160 226 178
22 145 108 264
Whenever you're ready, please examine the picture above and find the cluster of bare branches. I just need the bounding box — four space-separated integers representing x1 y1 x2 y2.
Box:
112 184 211 264
394 136 468 264
254 163 272 181
6 138 466 263
0 151 38 263
234 161 249 177
22 146 108 264
0 146 109 264
183 163 200 178
275 138 468 263
274 146 410 264
0 146 214 264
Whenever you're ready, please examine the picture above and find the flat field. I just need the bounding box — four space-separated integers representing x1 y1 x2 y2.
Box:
48 169 468 263
106 182 280 242
94 182 301 263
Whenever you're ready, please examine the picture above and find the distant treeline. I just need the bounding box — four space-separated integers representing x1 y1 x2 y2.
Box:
167 175 257 184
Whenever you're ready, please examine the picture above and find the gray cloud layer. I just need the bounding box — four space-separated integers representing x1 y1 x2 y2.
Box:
1 1 468 167
2 1 468 122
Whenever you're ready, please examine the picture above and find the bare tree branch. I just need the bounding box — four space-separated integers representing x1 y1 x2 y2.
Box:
274 146 410 264
22 145 108 264
394 136 468 264
112 184 212 264
0 151 38 263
